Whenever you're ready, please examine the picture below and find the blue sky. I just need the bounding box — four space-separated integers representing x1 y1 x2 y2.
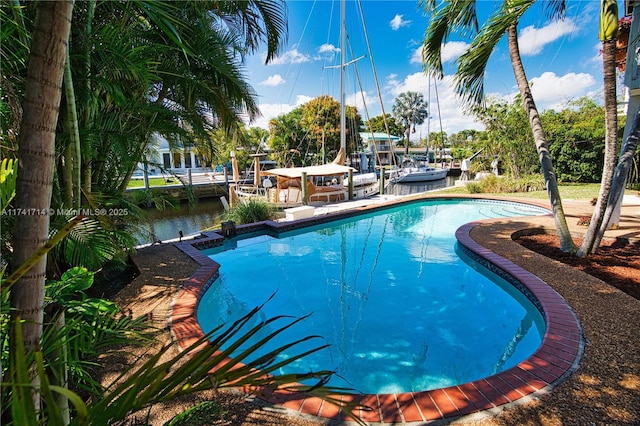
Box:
243 0 620 141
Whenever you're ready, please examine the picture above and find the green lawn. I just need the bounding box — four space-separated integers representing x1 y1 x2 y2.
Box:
439 182 606 200
127 177 181 188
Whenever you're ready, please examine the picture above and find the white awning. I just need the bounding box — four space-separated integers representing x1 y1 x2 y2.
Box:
264 163 355 178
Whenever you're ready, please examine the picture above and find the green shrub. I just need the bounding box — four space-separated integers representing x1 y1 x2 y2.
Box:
465 182 483 193
225 198 275 224
465 174 546 194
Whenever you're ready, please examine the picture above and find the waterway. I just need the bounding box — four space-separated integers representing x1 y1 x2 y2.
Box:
135 176 459 245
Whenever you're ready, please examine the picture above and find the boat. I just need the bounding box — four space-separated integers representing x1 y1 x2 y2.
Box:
391 156 449 183
390 70 449 183
232 0 386 207
262 150 353 206
344 171 379 198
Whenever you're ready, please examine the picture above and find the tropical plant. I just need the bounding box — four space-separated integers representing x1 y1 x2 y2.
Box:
392 91 429 155
542 98 607 182
268 107 308 166
301 95 362 162
225 198 276 224
474 97 539 178
363 113 405 137
10 1 73 377
2 301 365 426
4 0 292 417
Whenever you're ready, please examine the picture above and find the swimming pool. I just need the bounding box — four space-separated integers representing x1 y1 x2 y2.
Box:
197 199 550 394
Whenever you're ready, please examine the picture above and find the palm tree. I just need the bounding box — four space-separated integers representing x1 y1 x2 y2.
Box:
421 0 578 253
578 0 620 256
392 91 429 156
10 0 74 408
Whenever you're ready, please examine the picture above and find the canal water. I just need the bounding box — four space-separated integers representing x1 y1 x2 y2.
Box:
136 198 227 244
136 176 459 245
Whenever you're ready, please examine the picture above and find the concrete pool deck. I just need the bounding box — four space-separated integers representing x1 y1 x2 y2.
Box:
124 193 639 424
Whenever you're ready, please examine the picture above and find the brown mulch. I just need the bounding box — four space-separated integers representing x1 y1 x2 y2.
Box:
517 234 640 300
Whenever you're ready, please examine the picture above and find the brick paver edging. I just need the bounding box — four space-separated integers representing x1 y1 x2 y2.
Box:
170 197 584 424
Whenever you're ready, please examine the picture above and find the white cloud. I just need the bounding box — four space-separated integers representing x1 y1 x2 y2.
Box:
390 14 411 31
410 46 423 65
386 72 484 135
267 47 312 65
441 41 469 64
259 74 286 87
319 43 339 54
528 71 598 110
250 96 313 130
410 41 469 68
518 19 578 56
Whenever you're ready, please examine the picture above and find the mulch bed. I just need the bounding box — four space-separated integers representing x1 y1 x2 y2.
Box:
516 234 640 300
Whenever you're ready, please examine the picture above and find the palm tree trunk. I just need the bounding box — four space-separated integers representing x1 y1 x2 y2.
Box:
595 110 640 248
506 24 577 253
63 48 82 209
578 37 619 256
404 127 410 155
81 0 96 199
10 0 73 407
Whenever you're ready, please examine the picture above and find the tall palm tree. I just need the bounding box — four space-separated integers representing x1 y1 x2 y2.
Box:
421 0 578 253
10 0 73 409
392 91 429 156
578 0 620 256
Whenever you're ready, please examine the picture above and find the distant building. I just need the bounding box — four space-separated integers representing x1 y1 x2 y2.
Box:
142 133 208 175
356 132 401 171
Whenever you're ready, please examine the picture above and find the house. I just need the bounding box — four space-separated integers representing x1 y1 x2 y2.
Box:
141 133 209 175
355 132 401 171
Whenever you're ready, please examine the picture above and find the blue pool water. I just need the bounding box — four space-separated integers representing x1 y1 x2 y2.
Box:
198 199 549 394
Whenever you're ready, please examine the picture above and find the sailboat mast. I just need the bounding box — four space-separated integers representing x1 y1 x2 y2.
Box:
426 72 431 163
340 0 346 161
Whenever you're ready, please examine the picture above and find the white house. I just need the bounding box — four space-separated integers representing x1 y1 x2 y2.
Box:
142 133 209 175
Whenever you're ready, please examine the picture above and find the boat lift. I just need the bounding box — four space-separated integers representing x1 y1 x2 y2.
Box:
460 148 484 181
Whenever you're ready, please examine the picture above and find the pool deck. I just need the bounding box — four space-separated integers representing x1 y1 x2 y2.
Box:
168 192 640 424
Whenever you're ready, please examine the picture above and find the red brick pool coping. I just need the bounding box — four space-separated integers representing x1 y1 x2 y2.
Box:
170 197 583 424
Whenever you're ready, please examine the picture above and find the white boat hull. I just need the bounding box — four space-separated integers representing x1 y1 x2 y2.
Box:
394 167 448 183
344 172 380 198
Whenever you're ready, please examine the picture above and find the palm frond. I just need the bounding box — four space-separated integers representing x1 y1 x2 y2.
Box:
421 0 479 77
455 0 535 107
85 303 364 426
0 158 18 212
544 0 567 21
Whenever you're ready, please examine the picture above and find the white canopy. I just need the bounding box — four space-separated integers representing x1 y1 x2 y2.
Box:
264 163 355 178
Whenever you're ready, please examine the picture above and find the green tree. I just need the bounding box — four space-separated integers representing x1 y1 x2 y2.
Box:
392 91 429 155
301 95 361 162
268 108 307 166
10 0 74 409
475 97 538 178
542 98 606 182
363 114 404 137
579 0 621 255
